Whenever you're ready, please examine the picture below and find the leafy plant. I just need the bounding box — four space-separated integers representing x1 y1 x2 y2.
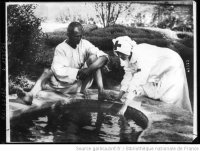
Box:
7 4 45 75
9 73 35 94
95 2 133 27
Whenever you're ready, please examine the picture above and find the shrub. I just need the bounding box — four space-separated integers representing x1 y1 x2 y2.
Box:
86 25 164 40
177 33 193 39
44 33 66 47
172 41 193 58
7 4 45 75
172 24 193 32
85 37 113 51
135 38 169 48
83 24 98 32
179 38 193 49
136 23 145 27
84 28 111 37
9 73 35 94
177 33 193 48
34 46 54 67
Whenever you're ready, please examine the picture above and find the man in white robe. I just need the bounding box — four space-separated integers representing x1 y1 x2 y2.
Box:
111 36 192 114
17 22 109 104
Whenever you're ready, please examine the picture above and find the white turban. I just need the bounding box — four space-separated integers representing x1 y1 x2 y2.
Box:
112 36 137 56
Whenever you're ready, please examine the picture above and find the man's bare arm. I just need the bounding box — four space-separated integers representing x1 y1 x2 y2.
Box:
77 56 108 80
88 56 108 72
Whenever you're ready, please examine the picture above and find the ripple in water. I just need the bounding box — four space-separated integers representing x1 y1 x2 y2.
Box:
11 103 144 142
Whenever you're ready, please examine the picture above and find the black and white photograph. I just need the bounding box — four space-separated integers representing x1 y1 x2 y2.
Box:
6 1 197 143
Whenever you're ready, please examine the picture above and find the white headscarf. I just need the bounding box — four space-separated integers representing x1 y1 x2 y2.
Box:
112 36 137 56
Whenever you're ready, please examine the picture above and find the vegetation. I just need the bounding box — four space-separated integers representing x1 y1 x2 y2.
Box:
152 4 193 32
94 2 133 27
7 4 45 76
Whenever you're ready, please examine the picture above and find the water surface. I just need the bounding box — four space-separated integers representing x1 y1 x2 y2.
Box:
11 100 144 143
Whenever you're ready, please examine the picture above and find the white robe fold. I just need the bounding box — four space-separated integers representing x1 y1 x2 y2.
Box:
120 43 192 113
50 39 108 92
51 39 108 84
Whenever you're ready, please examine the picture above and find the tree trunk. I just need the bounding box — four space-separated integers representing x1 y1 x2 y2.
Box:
107 2 111 27
101 2 106 28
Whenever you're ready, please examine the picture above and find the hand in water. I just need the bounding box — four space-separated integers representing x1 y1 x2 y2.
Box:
117 98 142 116
98 90 112 101
109 91 124 102
117 104 128 116
109 93 119 100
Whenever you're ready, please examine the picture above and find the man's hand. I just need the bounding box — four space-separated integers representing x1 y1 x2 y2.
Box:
102 65 111 73
110 90 125 101
77 68 92 81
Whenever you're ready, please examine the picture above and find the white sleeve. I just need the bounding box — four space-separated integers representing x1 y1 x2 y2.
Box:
121 62 146 95
51 47 79 84
120 66 133 92
127 71 146 93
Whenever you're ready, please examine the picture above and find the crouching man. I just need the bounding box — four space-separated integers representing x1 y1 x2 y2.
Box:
17 22 109 104
110 36 192 115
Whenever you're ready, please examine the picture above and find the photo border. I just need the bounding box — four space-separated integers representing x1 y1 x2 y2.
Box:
1 0 199 146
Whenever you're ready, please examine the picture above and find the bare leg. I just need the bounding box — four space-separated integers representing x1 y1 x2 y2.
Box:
95 68 110 101
86 55 109 100
86 55 104 92
31 68 53 96
17 68 53 105
95 69 104 93
16 54 107 105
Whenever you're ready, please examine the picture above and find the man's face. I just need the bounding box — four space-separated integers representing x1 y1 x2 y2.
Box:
68 26 83 46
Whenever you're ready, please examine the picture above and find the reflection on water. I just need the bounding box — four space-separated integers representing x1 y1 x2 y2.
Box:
11 102 143 143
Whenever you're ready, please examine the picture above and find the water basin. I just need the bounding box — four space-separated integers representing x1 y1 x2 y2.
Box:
10 99 148 143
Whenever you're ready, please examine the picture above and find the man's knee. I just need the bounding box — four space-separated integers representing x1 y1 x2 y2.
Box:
42 68 53 80
44 68 49 73
40 68 53 89
86 55 97 66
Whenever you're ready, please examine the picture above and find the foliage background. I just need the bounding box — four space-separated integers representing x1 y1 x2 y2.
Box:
7 4 46 75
